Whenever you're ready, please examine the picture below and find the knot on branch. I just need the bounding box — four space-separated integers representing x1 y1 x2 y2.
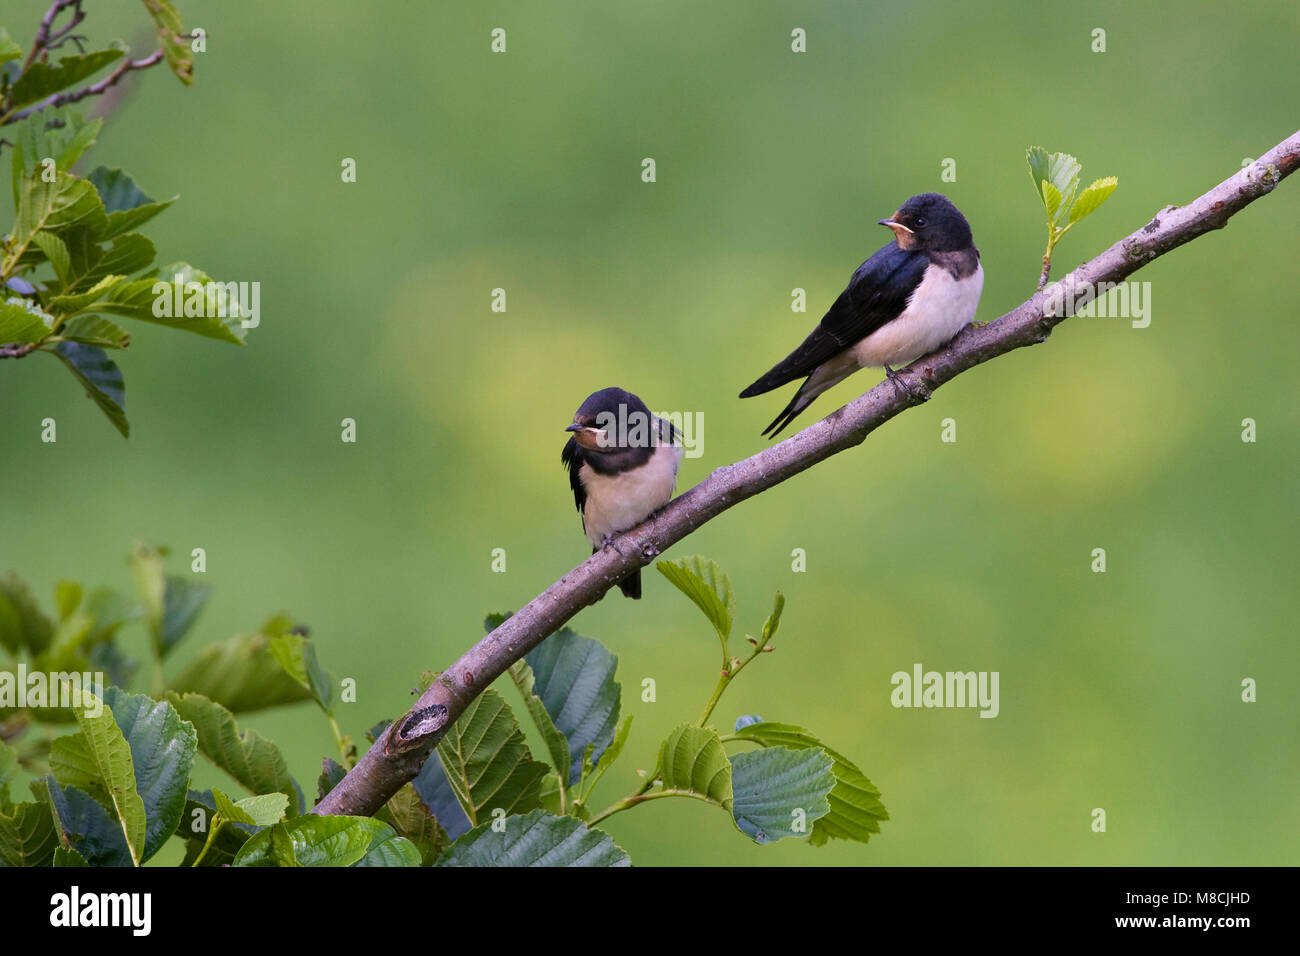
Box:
386 702 449 753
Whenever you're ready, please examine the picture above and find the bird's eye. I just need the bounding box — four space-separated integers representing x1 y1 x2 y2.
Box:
915 217 926 227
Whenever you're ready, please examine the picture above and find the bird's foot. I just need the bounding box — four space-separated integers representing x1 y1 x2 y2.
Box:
883 364 927 402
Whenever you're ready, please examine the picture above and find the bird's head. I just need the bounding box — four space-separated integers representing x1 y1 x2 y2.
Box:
878 193 973 252
565 386 653 453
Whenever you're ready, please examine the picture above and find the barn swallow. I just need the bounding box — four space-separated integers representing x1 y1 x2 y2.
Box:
562 387 683 599
740 193 983 436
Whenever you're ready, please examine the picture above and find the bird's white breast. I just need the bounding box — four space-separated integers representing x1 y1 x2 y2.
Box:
580 441 682 547
853 261 984 368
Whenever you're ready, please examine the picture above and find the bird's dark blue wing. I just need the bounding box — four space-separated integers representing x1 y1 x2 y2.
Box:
561 437 586 514
739 243 929 397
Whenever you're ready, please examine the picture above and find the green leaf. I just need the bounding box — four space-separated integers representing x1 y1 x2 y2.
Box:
353 826 422 867
0 739 17 806
12 172 108 253
656 724 732 808
508 659 572 784
1068 175 1119 225
0 299 52 345
435 689 550 826
159 577 209 656
437 809 630 867
730 722 889 845
86 167 175 239
98 686 196 861
6 110 101 178
48 690 147 865
655 555 736 644
140 0 195 85
519 626 620 785
761 591 785 644
130 263 249 343
165 692 297 804
0 799 60 867
730 746 834 843
57 314 131 349
53 846 90 866
0 572 55 655
75 234 156 291
9 50 124 111
233 816 401 867
167 631 314 712
42 777 134 866
0 29 23 68
593 714 632 777
176 790 256 865
1026 146 1050 199
1041 180 1063 228
213 789 287 828
316 756 346 802
32 231 72 287
50 342 128 437
377 784 451 866
211 786 254 825
268 632 335 713
412 752 471 839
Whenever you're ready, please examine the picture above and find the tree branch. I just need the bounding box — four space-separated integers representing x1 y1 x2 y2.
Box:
314 129 1300 818
5 51 165 125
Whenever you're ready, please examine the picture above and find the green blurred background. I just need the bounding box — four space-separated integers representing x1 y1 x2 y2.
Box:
2 0 1297 865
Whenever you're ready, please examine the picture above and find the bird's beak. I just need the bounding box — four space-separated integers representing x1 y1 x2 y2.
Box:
567 423 609 449
877 217 913 234
878 216 916 248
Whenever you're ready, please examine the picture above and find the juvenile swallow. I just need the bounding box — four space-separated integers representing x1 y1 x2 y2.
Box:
562 387 683 599
740 192 983 436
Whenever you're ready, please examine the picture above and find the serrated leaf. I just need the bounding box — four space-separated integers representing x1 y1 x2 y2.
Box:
48 690 147 865
730 746 834 843
437 809 630 867
520 626 620 785
0 799 60 867
167 631 313 712
731 722 889 844
57 314 131 349
9 50 124 111
158 576 209 656
268 632 334 713
435 689 549 826
99 687 196 861
0 299 52 345
213 789 286 828
594 714 632 775
32 231 71 288
53 846 89 866
165 692 297 804
655 555 736 644
378 784 450 866
1041 180 1062 227
233 816 400 868
42 777 133 866
212 786 254 824
353 826 422 867
140 0 195 85
656 723 732 808
176 790 256 866
1068 176 1119 224
50 342 127 437
413 750 472 840
508 659 572 784
87 166 153 213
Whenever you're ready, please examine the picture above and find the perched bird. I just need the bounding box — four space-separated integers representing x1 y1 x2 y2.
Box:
740 193 983 437
561 387 683 599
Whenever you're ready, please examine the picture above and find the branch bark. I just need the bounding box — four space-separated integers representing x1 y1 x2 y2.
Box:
314 129 1300 818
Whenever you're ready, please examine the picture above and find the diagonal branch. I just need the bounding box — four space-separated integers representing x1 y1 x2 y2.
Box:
4 51 165 126
314 128 1300 818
